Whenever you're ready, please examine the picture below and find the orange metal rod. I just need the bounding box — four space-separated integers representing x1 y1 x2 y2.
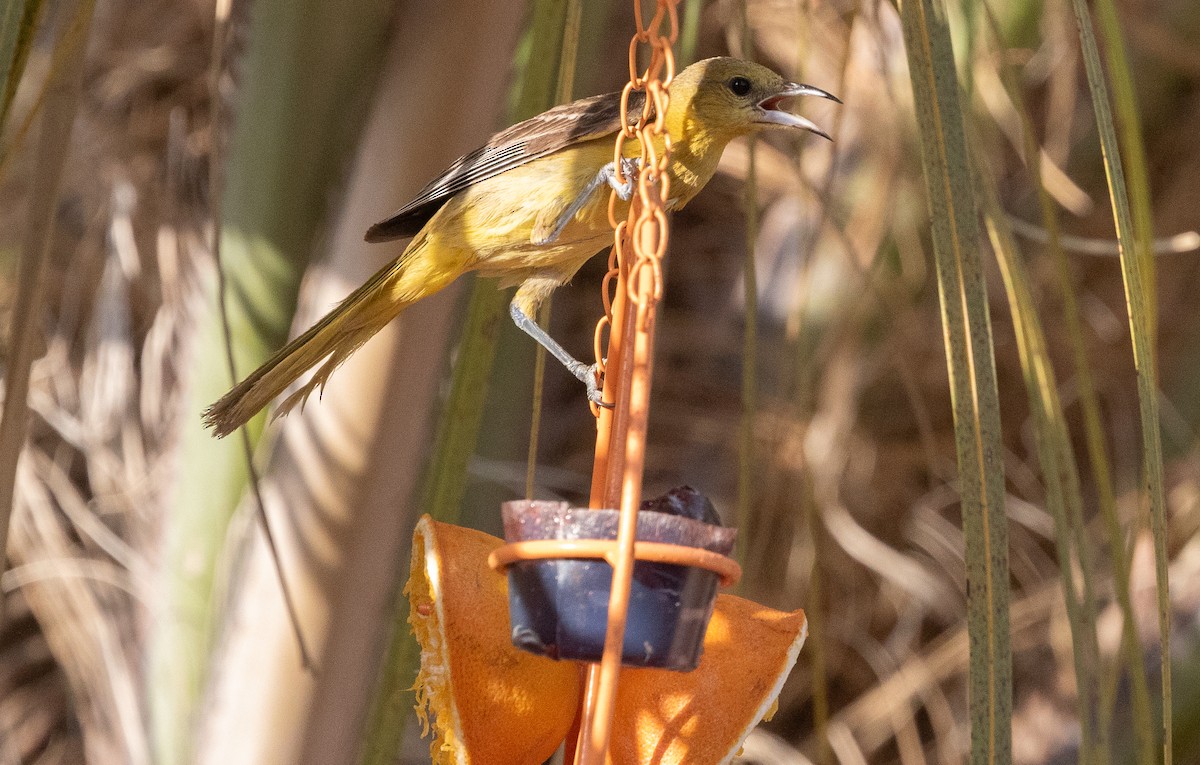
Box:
588 235 632 510
577 218 660 765
574 242 632 765
575 229 634 765
571 4 678 762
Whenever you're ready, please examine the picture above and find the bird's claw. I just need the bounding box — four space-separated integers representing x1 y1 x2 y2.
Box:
569 361 612 409
586 374 615 409
608 158 641 201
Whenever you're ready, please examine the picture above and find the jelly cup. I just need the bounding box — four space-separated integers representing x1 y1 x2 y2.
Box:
500 500 737 671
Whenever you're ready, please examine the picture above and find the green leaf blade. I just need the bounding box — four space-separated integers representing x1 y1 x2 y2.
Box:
898 0 1012 760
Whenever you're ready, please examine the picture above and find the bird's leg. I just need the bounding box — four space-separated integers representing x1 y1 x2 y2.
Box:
531 158 641 246
509 302 607 406
510 280 609 406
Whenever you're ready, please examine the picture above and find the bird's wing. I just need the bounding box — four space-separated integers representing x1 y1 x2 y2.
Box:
364 90 646 243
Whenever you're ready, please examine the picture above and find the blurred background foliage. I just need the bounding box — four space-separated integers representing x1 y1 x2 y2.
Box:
0 0 1197 763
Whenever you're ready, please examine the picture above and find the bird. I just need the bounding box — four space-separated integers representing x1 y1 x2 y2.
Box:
204 57 838 437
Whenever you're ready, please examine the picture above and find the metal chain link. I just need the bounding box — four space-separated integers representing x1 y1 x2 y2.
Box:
592 0 680 415
575 7 683 760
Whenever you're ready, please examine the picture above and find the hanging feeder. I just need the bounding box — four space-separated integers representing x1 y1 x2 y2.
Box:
404 1 814 762
486 2 749 761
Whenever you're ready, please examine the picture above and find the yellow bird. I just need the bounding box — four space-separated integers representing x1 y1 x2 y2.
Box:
205 57 837 437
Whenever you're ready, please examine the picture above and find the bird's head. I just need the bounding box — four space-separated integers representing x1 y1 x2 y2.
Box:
667 57 839 143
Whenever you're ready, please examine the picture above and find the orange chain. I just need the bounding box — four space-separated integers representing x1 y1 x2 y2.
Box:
592 0 679 416
570 4 682 762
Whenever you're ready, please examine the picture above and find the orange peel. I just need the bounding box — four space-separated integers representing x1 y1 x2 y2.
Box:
608 594 807 764
406 515 581 765
405 516 806 765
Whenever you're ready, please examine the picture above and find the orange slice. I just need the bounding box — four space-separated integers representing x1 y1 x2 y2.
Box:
406 516 581 765
607 595 807 764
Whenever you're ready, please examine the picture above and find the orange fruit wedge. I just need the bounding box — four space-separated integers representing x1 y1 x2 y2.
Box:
406 516 581 765
406 516 806 765
607 595 807 764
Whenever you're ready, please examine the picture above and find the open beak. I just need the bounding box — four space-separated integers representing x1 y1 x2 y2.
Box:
755 82 841 141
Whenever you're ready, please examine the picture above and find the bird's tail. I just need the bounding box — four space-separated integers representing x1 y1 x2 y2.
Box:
204 237 451 437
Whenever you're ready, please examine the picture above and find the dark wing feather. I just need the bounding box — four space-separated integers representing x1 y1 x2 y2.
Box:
364 90 646 242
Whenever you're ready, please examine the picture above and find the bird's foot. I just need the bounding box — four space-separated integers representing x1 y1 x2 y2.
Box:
568 360 612 408
607 158 641 201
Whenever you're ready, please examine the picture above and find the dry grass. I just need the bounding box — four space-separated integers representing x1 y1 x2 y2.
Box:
0 1 211 761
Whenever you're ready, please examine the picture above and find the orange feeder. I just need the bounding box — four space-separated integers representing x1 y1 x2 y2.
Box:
486 1 748 761
407 2 809 763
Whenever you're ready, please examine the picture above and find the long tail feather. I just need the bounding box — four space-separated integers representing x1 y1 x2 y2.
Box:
204 242 436 438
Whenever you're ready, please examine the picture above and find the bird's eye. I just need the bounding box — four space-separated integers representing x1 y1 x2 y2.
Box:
728 76 752 96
